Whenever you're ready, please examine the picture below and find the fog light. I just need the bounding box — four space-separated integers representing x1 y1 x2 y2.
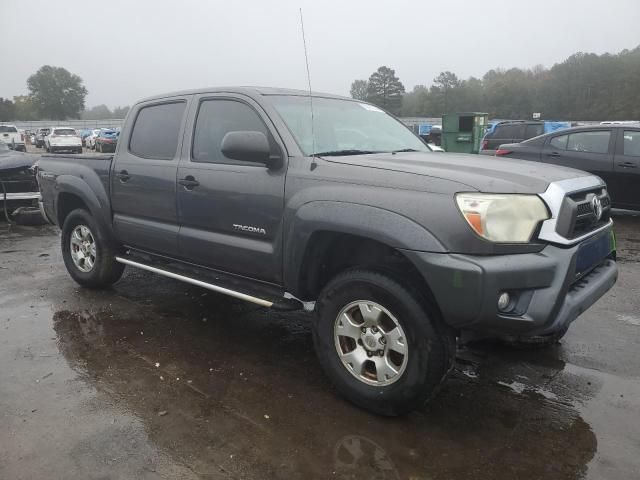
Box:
497 292 511 312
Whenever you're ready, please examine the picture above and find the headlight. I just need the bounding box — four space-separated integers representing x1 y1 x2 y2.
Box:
455 193 549 243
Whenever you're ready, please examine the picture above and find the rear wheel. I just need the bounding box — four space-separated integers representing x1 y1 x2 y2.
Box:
313 269 455 416
61 208 124 288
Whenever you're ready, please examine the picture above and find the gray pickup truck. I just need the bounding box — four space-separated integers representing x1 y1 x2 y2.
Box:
37 87 617 415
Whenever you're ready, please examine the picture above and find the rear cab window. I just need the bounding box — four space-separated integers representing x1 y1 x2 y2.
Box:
129 101 187 160
0 126 18 133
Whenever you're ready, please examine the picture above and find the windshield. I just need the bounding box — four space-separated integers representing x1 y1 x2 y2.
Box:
53 128 77 136
269 96 429 156
0 126 18 133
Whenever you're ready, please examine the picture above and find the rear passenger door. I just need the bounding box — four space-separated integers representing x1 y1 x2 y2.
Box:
612 129 640 209
542 129 615 188
111 98 190 255
176 94 287 284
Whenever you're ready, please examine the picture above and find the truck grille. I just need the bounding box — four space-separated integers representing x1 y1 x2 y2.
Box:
556 187 611 240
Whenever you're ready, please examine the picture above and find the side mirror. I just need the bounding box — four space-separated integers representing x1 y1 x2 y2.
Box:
221 131 278 167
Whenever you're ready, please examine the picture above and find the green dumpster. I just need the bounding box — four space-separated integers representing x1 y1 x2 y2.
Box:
441 112 488 154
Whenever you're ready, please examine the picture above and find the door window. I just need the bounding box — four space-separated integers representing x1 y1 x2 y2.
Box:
524 124 544 139
192 99 274 165
550 134 568 150
566 131 610 154
129 101 186 160
623 130 640 156
494 124 521 138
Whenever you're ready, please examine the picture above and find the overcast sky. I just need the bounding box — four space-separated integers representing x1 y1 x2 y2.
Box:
2 0 639 108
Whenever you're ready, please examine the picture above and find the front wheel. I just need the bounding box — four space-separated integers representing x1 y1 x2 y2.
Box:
61 208 124 288
313 269 455 416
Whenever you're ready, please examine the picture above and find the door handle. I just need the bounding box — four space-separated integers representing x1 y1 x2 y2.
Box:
618 161 637 168
178 176 200 189
547 152 561 157
116 170 130 182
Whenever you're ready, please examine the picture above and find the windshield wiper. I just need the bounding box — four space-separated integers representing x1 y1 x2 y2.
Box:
390 148 419 154
313 149 380 157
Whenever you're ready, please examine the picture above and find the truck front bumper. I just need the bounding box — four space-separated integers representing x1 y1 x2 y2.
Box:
403 228 617 337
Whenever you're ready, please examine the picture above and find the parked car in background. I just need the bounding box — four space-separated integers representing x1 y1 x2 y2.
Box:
0 125 26 151
85 129 102 150
0 140 44 224
481 120 573 155
78 129 93 147
95 129 119 152
424 125 442 146
479 121 545 155
35 128 51 148
44 127 83 154
497 124 640 210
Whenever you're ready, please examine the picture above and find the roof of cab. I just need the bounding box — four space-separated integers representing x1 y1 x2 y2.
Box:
135 86 352 104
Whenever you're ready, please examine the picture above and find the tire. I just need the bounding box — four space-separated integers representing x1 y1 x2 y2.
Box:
313 269 455 416
501 327 568 349
61 208 124 288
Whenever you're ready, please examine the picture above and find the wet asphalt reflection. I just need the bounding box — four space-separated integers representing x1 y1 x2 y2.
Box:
1 212 639 479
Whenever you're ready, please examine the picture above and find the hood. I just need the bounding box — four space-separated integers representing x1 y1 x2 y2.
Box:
0 150 40 174
325 151 590 194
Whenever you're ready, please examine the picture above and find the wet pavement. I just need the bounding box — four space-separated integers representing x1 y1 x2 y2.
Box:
1 212 639 479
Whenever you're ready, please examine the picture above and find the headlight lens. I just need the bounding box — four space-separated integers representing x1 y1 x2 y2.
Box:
455 193 549 243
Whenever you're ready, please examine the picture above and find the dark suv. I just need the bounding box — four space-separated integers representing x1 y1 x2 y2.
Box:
480 121 545 155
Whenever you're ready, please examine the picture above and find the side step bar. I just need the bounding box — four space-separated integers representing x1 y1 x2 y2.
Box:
115 256 302 310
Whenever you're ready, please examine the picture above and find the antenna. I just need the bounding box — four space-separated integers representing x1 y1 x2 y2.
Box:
299 8 316 157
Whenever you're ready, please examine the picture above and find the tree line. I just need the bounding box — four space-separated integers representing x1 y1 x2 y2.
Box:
0 65 129 122
352 46 640 120
3 47 639 123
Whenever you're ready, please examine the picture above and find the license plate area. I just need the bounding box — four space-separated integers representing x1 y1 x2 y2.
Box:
575 231 613 278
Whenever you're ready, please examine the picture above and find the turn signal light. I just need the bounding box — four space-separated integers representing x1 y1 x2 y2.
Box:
464 212 484 236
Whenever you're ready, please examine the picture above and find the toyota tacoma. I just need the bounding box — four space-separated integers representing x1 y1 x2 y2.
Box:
37 87 618 415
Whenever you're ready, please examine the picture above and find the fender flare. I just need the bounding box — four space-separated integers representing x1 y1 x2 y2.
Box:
283 201 445 296
55 175 112 237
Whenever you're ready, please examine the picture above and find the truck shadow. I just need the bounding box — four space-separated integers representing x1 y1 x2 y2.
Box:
50 270 597 480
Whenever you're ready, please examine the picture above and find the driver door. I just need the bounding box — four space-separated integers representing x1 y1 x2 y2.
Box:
176 94 287 283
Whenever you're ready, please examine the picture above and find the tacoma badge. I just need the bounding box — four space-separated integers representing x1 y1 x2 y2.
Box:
233 224 267 235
